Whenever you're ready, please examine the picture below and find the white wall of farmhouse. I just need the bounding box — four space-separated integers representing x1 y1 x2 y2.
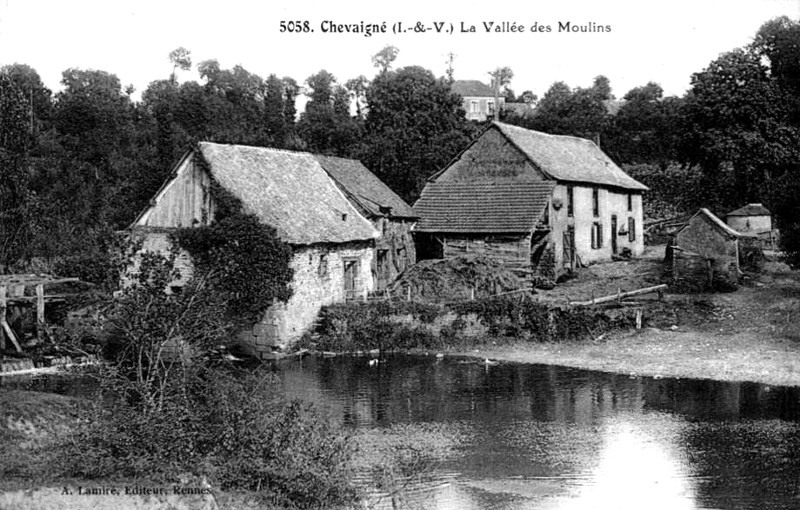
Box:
550 184 644 269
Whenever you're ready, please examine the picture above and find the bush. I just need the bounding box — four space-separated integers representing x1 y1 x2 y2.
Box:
55 246 358 509
57 368 357 508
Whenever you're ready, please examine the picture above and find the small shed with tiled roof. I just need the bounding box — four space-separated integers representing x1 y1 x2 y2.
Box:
413 122 647 280
451 80 505 122
726 203 772 236
132 143 380 356
314 154 417 291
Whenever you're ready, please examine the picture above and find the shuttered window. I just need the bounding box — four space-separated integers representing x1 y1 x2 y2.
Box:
591 222 603 249
628 217 636 242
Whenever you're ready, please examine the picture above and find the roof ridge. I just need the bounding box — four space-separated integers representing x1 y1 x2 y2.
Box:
198 141 317 158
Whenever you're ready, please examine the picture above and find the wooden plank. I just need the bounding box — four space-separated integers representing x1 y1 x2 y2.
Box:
0 286 22 353
569 284 669 306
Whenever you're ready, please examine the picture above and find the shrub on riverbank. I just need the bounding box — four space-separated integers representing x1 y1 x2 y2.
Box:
309 294 617 352
50 240 359 508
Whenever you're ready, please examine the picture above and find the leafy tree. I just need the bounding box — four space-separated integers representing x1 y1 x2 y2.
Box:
0 74 33 266
361 65 476 202
680 48 800 208
522 80 608 141
372 45 399 73
168 47 192 83
1 63 53 129
602 82 683 167
519 90 538 105
298 70 362 155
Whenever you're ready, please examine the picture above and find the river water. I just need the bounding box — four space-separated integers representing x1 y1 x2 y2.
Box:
5 354 800 509
277 354 800 510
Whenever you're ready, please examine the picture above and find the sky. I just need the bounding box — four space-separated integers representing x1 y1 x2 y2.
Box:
1 0 799 102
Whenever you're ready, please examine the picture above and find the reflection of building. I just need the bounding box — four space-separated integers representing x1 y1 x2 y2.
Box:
413 122 647 280
451 80 505 121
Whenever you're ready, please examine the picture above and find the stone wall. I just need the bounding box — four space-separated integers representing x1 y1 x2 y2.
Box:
373 218 416 290
126 231 374 357
675 215 739 280
243 242 374 356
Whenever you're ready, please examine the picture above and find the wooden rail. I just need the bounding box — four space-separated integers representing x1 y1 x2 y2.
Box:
568 284 668 307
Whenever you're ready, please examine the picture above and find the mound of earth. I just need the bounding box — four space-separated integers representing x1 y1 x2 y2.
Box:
386 256 525 303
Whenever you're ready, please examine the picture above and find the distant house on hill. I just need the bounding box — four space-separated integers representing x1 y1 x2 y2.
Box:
413 122 647 281
314 155 417 292
673 208 740 286
451 80 505 121
131 142 381 356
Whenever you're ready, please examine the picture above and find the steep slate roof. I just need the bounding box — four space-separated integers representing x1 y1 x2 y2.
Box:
492 122 648 191
677 208 740 239
185 143 377 245
413 180 556 233
727 203 771 217
313 155 416 219
451 80 496 97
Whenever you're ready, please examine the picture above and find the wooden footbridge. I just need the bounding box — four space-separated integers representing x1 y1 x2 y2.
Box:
0 275 84 353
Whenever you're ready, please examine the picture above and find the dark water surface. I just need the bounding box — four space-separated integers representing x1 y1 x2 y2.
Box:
277 354 800 510
5 355 800 509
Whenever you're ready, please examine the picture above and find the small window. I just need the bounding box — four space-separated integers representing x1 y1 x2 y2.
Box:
470 100 479 113
542 204 550 226
628 217 636 242
591 222 604 249
567 186 574 217
487 100 495 115
627 193 633 212
592 188 600 217
318 253 329 278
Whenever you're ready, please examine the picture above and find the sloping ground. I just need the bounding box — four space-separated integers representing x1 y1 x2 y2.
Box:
461 255 800 386
538 245 668 304
386 256 525 303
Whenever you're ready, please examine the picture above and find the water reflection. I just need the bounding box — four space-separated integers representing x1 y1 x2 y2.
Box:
279 355 800 510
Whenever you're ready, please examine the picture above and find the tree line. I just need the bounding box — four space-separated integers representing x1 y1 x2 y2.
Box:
3 16 800 273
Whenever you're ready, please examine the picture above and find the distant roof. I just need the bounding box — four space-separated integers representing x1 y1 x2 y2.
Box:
727 203 771 217
492 122 648 191
677 208 740 239
413 180 556 233
168 143 377 245
314 155 416 219
451 80 496 97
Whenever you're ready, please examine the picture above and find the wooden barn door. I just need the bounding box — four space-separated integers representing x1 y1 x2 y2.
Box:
344 259 359 300
563 226 576 271
375 249 389 291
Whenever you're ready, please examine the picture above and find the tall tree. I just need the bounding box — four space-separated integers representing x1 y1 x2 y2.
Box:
680 48 800 207
168 47 192 83
361 65 476 202
372 46 399 74
298 70 361 155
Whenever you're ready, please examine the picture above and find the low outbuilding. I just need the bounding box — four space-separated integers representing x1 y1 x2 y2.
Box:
673 208 740 287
